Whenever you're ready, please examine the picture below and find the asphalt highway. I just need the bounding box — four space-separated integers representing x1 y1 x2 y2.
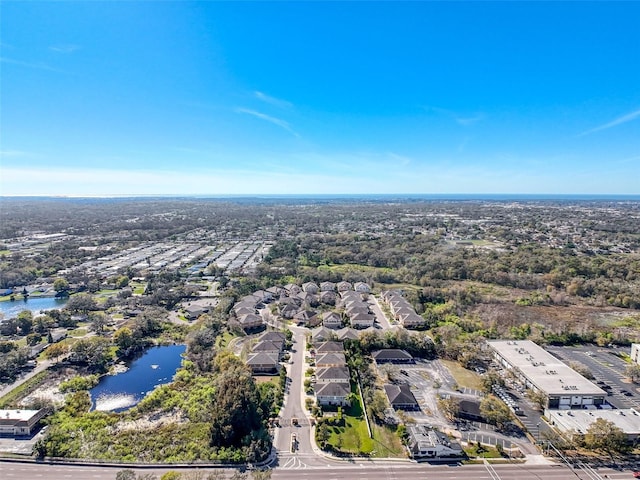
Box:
0 461 633 480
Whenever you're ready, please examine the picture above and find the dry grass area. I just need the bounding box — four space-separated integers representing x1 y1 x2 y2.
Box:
440 360 483 390
470 302 631 334
253 375 279 384
111 409 187 434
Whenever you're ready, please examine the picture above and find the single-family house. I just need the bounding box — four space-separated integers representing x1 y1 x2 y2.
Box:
384 384 419 410
316 382 351 406
349 312 375 329
279 302 300 319
315 352 347 368
316 341 344 354
238 313 263 331
294 309 319 326
184 305 209 320
354 282 371 293
311 326 335 343
315 366 351 384
320 282 336 292
252 340 283 358
319 290 336 305
322 311 343 329
258 331 286 349
372 349 414 364
297 292 319 308
336 327 359 341
246 352 279 374
284 284 301 296
337 281 352 292
302 282 319 294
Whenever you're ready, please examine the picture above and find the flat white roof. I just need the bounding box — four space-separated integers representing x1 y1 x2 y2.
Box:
548 408 640 435
488 340 606 397
0 409 41 421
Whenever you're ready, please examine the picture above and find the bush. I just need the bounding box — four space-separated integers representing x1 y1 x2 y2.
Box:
59 375 99 393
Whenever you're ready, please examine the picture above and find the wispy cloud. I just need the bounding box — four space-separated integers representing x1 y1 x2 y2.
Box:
254 91 292 109
235 108 299 137
579 108 640 136
49 44 80 54
0 150 37 158
0 57 65 73
423 106 484 126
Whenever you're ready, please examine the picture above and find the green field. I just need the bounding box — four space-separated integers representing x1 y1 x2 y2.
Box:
324 388 405 457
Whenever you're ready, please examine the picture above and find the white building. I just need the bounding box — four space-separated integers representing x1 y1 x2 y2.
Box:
631 344 640 365
547 408 640 441
0 409 47 436
488 340 606 409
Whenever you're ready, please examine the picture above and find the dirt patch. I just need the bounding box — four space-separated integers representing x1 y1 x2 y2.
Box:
110 409 187 433
19 367 79 408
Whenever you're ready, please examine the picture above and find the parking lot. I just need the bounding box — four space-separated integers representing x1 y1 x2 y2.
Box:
380 359 539 453
545 345 640 409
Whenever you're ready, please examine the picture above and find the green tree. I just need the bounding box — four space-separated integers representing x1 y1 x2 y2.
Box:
70 336 112 370
53 278 70 295
251 470 272 480
160 473 182 480
480 370 505 394
583 418 629 455
479 395 512 429
90 311 109 334
114 326 138 357
65 293 98 314
16 310 33 334
626 364 640 383
115 469 137 480
437 396 460 421
44 342 68 362
368 389 389 423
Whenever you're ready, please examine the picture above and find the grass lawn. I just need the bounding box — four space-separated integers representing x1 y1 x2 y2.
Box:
253 375 279 385
324 386 405 457
130 282 146 295
440 359 483 390
464 444 503 459
95 289 118 298
216 331 236 349
67 328 88 337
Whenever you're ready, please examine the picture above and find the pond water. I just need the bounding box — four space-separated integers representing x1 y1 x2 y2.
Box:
90 344 186 413
0 296 68 317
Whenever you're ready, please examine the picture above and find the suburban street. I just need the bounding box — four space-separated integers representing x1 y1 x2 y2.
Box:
273 325 320 461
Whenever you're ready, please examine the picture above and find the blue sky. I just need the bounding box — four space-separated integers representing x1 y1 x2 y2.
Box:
1 1 639 195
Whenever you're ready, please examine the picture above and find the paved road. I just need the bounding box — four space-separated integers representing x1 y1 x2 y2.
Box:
369 295 395 330
273 326 310 454
0 358 54 400
0 461 633 480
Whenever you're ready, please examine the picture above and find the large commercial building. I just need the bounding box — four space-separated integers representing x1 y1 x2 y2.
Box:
547 408 640 441
488 340 606 409
0 409 46 436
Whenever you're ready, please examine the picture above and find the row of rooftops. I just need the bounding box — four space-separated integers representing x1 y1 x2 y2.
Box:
311 338 351 403
246 331 287 371
380 290 425 328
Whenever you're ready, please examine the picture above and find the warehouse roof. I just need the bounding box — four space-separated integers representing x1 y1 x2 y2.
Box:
488 340 606 397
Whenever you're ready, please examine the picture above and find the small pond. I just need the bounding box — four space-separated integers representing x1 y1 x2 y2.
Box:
90 344 186 413
0 296 68 317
